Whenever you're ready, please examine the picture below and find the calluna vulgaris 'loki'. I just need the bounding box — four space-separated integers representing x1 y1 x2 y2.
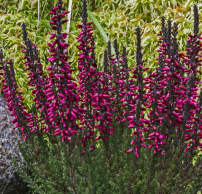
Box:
0 0 202 193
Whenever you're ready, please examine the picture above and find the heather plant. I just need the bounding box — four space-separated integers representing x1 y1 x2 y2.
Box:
0 0 202 194
1 0 202 130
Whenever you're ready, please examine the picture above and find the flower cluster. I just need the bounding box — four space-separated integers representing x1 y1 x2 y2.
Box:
125 7 202 156
0 0 202 161
45 1 84 143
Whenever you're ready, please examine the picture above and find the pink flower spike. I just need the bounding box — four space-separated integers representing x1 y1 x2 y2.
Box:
82 149 86 155
165 93 170 99
47 57 56 62
60 41 69 48
50 33 56 39
51 16 57 20
67 137 71 141
52 6 58 11
94 136 101 141
127 116 134 119
90 145 95 149
148 132 155 137
165 59 171 63
46 66 53 70
141 144 147 147
49 21 55 25
55 74 59 79
40 106 45 113
183 148 189 153
187 142 191 147
187 38 192 43
148 143 154 148
126 149 133 153
63 11 70 14
159 134 165 139
131 139 135 145
54 132 60 136
135 145 138 152
162 67 170 71
184 137 191 141
54 129 60 134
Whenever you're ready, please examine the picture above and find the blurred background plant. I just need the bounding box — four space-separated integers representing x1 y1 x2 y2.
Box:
0 0 202 109
0 0 202 178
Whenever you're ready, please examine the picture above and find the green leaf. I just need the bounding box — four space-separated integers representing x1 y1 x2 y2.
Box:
87 9 132 66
